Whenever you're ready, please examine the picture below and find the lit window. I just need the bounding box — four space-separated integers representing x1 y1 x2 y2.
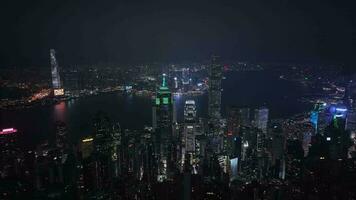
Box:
156 98 160 105
163 97 169 104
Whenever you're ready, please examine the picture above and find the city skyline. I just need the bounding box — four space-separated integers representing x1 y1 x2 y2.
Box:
1 1 356 199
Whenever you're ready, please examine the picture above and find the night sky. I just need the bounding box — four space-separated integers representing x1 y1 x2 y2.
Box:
0 0 355 68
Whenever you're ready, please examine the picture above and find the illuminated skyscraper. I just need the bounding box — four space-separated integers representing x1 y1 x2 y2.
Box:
208 56 222 147
253 107 269 133
152 74 175 181
182 68 190 85
50 49 64 96
205 55 224 163
208 55 222 136
183 100 197 167
184 100 197 123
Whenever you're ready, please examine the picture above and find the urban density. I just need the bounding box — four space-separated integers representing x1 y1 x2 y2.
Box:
0 1 355 200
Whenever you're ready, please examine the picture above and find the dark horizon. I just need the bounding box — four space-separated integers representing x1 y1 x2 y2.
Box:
0 0 355 69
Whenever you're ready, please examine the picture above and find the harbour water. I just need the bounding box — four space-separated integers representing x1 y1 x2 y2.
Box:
0 71 311 146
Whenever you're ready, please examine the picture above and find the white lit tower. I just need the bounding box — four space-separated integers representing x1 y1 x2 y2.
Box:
183 100 197 169
50 49 64 96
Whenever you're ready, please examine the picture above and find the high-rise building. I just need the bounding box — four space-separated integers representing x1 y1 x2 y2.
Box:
184 100 197 123
310 102 328 135
183 100 197 168
253 107 269 133
238 108 251 127
270 123 286 179
227 107 251 136
152 74 175 181
208 55 222 127
207 55 223 157
325 116 350 160
182 68 190 85
81 137 94 159
346 102 356 132
87 113 121 190
50 49 64 96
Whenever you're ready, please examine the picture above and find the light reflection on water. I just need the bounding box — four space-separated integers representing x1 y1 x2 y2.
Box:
54 101 66 122
0 71 311 146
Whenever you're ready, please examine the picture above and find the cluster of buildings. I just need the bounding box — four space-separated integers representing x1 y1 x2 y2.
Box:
1 55 356 199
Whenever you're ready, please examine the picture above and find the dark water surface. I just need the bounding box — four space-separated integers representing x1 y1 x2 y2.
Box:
0 71 311 146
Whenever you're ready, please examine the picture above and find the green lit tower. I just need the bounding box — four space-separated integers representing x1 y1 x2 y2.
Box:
152 74 175 181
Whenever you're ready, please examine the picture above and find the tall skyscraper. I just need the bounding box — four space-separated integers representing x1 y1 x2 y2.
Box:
152 74 175 181
346 100 356 131
207 56 223 158
50 49 64 96
254 107 269 133
184 100 197 123
270 123 286 179
227 107 251 136
208 55 222 136
183 100 197 166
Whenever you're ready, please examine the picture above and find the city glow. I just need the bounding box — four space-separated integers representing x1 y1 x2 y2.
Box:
0 128 18 135
54 88 64 96
82 138 94 142
29 89 51 101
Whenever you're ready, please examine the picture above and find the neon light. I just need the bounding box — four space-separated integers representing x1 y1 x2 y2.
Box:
162 74 167 87
0 128 18 135
310 111 318 129
54 88 64 96
185 100 195 105
163 97 169 104
336 108 347 112
82 138 94 143
156 98 160 105
243 141 249 148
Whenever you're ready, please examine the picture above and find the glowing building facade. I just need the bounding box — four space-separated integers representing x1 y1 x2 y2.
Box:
183 100 197 162
152 74 175 181
50 49 64 96
208 56 222 121
208 55 222 136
